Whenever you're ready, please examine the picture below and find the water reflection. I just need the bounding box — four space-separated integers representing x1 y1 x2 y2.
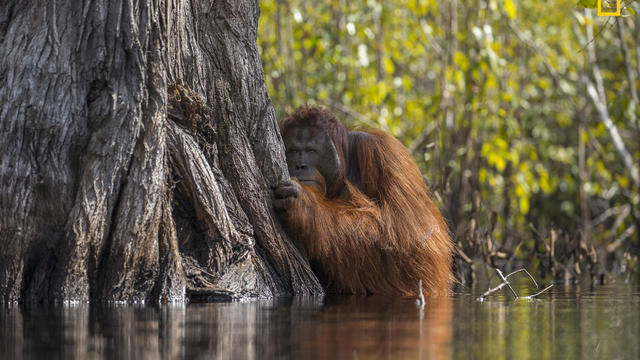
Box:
453 283 640 360
1 284 639 359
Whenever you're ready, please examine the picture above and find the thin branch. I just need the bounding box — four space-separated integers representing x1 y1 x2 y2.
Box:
477 281 510 301
505 268 539 289
508 22 561 83
329 101 372 125
455 246 473 264
477 268 549 301
605 224 637 252
583 75 640 187
578 16 613 53
616 18 639 104
418 19 444 56
521 285 554 300
591 205 630 228
582 10 640 188
496 268 518 299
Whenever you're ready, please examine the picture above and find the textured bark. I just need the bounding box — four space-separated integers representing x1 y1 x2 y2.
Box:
0 0 322 304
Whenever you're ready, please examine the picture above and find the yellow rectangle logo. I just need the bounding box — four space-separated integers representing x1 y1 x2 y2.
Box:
597 0 621 16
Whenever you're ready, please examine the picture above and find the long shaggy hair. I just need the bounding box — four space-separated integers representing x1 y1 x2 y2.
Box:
281 106 452 296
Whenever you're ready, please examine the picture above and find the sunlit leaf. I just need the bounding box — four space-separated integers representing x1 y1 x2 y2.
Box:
519 196 530 214
454 51 470 71
504 0 517 19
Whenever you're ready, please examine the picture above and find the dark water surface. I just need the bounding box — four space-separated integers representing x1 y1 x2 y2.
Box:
2 283 639 359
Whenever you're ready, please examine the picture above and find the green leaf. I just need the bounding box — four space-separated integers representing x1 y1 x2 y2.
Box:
519 196 530 215
453 51 470 71
505 0 517 19
576 0 597 8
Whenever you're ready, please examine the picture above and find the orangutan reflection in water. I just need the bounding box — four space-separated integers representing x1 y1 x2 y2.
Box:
290 296 452 359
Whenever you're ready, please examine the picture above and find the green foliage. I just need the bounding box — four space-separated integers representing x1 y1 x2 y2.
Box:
258 0 640 277
577 0 598 8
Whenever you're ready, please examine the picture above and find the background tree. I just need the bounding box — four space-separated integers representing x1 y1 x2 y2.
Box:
0 0 322 304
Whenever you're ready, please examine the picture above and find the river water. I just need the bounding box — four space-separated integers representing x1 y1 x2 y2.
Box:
1 282 639 359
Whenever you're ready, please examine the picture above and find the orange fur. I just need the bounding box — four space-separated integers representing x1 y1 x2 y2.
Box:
281 108 452 296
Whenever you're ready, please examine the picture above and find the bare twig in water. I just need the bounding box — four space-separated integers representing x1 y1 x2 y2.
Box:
416 280 426 306
505 268 539 289
496 268 518 299
521 285 554 300
477 281 511 300
476 268 552 301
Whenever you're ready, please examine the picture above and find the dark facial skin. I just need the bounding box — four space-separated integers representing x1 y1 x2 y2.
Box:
273 126 342 218
282 126 341 191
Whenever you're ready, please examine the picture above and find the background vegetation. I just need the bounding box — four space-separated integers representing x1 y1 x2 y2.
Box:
257 0 640 285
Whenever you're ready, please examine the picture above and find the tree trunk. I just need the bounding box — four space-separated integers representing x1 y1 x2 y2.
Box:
0 0 322 304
